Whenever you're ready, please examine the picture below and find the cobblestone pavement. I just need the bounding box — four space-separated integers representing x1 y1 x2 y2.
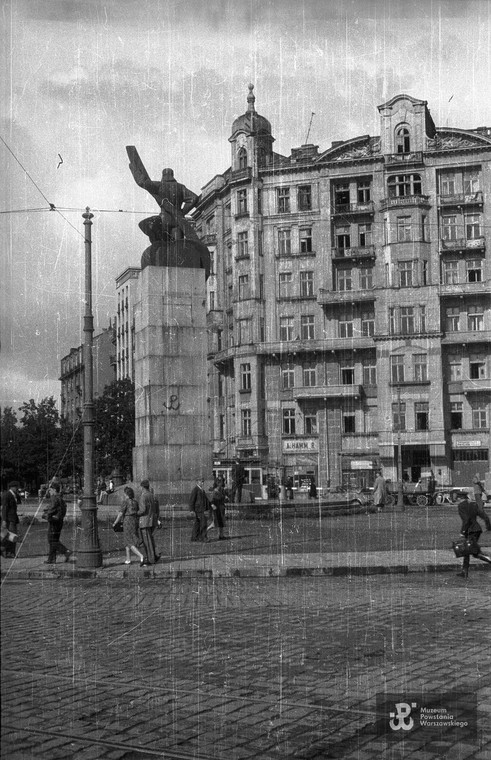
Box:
1 573 490 759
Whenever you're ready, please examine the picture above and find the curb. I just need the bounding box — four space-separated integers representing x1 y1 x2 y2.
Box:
3 562 488 581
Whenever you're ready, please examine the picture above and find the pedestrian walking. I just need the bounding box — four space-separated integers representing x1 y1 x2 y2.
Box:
231 459 246 504
456 495 491 579
113 486 145 566
209 477 228 540
428 470 437 503
1 481 21 558
373 470 387 512
137 479 160 564
472 473 486 509
309 475 317 499
189 478 211 542
43 483 70 564
285 476 294 500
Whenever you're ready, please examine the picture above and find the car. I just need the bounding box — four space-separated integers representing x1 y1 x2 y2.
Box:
321 487 372 508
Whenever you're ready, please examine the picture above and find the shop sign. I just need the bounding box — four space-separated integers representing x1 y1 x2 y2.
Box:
455 440 482 448
350 460 374 470
283 438 319 453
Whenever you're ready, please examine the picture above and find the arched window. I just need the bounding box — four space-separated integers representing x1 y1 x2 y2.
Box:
396 126 411 154
238 147 248 169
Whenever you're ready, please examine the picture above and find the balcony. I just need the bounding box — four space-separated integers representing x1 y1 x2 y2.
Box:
438 191 483 207
331 245 376 261
440 237 485 252
295 384 363 400
201 233 216 246
331 201 374 216
438 280 489 298
384 151 423 167
230 167 252 183
317 288 376 306
380 194 430 211
462 378 491 394
441 329 491 345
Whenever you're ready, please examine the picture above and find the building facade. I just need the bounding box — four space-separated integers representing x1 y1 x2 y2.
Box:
115 267 141 382
60 324 116 423
193 88 491 490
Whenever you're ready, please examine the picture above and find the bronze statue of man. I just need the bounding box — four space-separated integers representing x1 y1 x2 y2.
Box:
126 146 199 242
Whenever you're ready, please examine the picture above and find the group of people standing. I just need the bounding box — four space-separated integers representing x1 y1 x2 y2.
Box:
188 477 228 543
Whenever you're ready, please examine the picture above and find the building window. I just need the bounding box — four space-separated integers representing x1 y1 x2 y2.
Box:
238 274 250 300
238 147 247 169
257 188 262 215
358 223 372 247
343 413 356 434
300 227 312 253
303 362 316 387
241 409 252 437
361 310 375 336
238 318 251 344
415 402 429 431
413 354 428 382
336 225 351 250
420 305 426 333
363 360 376 385
357 180 371 203
465 214 481 240
360 267 373 290
401 307 415 334
279 272 293 298
446 306 460 332
468 305 484 331
398 260 415 287
304 413 317 435
283 408 296 435
279 316 294 342
466 259 482 283
449 359 462 381
338 315 353 338
298 185 312 211
277 187 291 214
442 260 459 284
397 217 412 242
300 271 314 297
389 307 397 335
441 215 458 242
240 363 252 391
334 184 350 210
282 362 295 389
218 375 224 397
219 414 225 439
278 228 292 256
421 214 429 241
396 126 411 153
300 315 315 340
470 359 486 379
440 172 456 196
237 231 249 258
390 355 405 383
450 402 463 430
337 268 352 291
388 173 421 198
209 291 216 311
392 401 406 431
341 364 355 385
237 188 248 215
471 403 487 430
463 170 480 194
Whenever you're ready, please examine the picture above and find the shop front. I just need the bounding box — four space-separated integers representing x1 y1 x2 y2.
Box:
282 438 319 494
340 456 378 490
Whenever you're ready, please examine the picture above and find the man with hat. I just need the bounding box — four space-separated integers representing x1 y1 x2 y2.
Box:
1 481 21 558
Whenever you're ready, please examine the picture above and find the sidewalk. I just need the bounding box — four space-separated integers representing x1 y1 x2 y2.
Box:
2 547 488 580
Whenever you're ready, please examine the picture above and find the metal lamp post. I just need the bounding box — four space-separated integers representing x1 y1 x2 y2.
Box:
76 208 103 568
396 385 405 512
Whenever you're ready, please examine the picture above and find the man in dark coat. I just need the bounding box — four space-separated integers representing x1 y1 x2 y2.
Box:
189 478 211 542
456 495 491 579
44 483 70 564
1 481 21 558
231 460 246 504
138 479 160 564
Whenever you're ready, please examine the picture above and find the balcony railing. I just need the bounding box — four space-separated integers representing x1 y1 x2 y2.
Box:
331 245 376 260
440 237 485 251
385 151 423 166
438 191 483 207
230 167 252 182
462 378 490 394
380 194 430 211
295 384 363 400
332 201 374 215
438 280 488 297
317 288 376 305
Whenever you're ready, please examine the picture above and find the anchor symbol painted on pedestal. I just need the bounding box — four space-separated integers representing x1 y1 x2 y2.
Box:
162 394 180 412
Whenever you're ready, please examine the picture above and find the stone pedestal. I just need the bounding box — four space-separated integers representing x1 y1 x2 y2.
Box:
133 265 211 502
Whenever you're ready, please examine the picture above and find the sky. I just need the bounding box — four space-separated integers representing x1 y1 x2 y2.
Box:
1 0 491 412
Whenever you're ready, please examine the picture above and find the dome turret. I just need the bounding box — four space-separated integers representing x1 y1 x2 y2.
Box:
231 84 272 137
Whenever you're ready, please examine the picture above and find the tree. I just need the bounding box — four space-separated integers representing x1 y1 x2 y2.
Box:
94 379 135 480
17 397 60 487
0 407 21 487
52 416 84 488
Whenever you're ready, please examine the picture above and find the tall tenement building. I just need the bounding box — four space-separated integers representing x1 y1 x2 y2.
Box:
193 88 491 491
116 267 141 382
